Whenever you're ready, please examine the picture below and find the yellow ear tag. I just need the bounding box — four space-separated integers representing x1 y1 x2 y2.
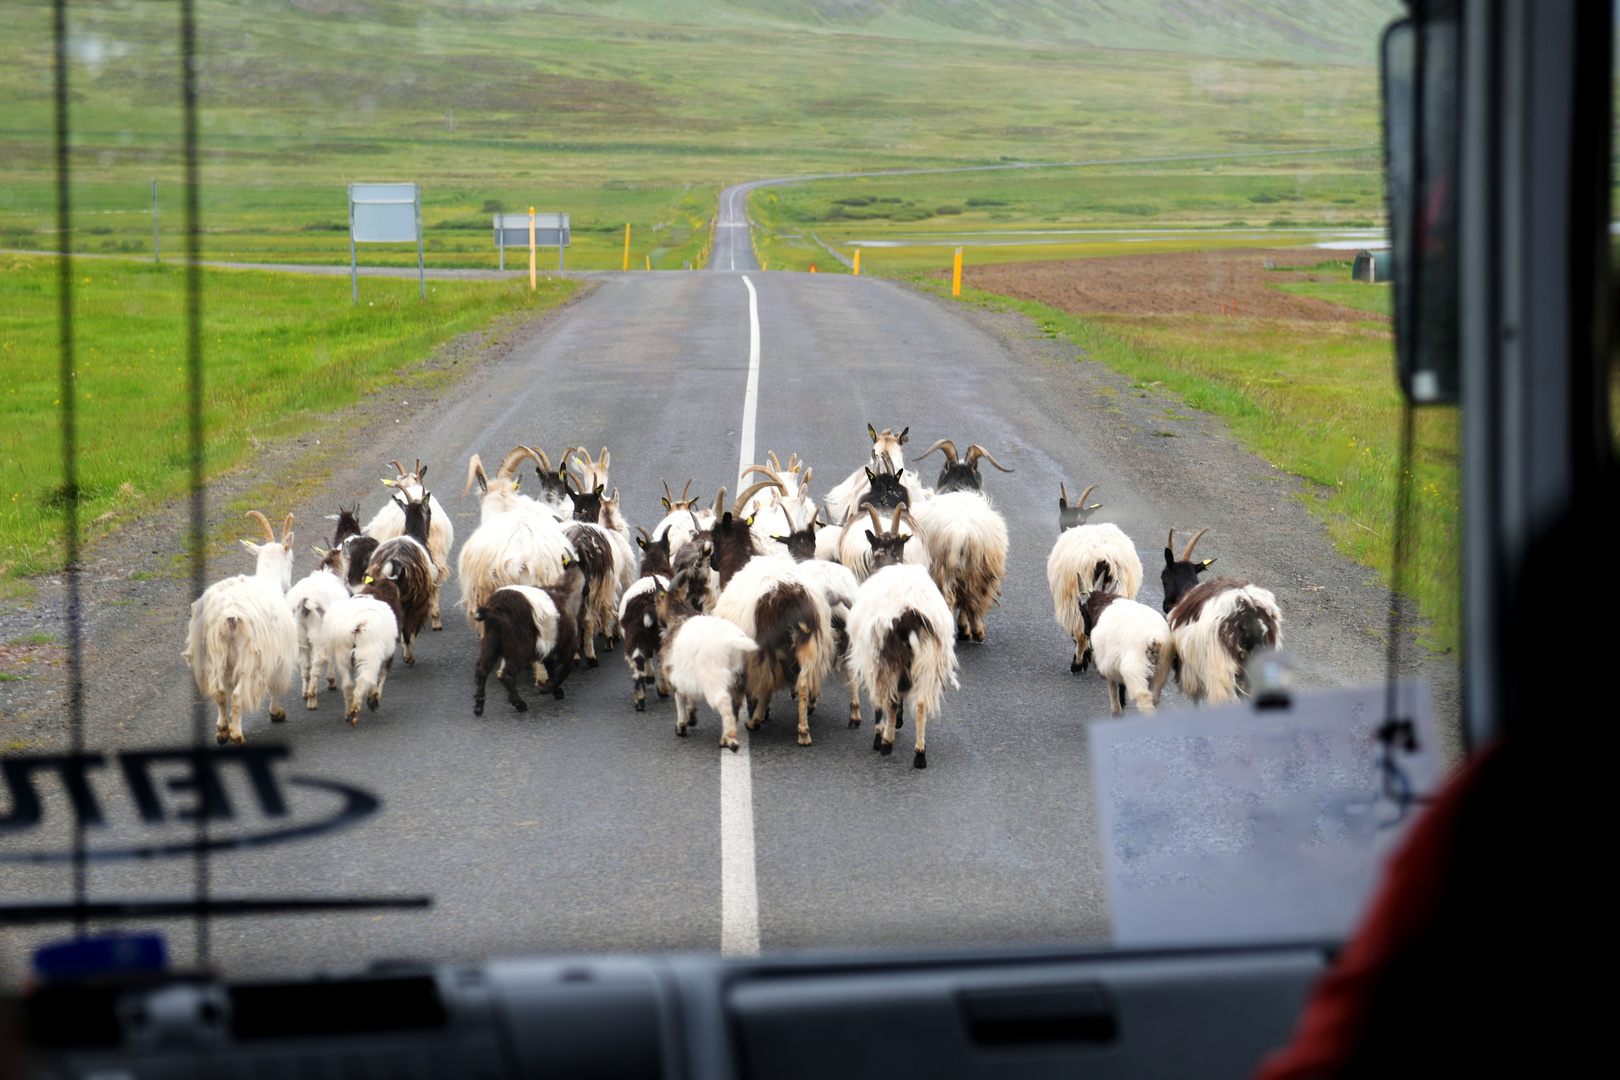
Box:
364 575 373 584
746 515 754 526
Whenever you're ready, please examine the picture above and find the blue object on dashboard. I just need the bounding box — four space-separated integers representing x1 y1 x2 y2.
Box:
33 933 167 980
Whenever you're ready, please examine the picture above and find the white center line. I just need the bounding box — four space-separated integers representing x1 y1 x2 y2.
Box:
720 274 762 958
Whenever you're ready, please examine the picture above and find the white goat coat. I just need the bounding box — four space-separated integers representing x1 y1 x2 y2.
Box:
184 573 297 740
456 509 574 627
286 567 350 702
836 515 931 581
1088 596 1171 715
315 594 399 721
664 615 759 727
911 491 1010 621
714 554 837 696
847 564 960 719
1048 522 1143 647
1170 583 1283 705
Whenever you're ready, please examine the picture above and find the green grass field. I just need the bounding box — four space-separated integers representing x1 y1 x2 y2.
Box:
0 254 575 580
913 277 1458 652
2 1 1389 270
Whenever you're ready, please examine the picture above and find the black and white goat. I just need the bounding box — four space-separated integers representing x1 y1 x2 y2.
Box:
182 511 299 746
562 514 622 666
1160 528 1216 612
706 481 785 590
1046 483 1144 672
618 572 671 711
712 553 836 746
835 481 930 580
457 450 576 630
824 425 927 525
910 488 1010 643
650 481 713 554
525 446 576 516
365 459 453 629
1167 577 1283 705
653 571 759 748
770 513 863 727
365 491 436 665
286 542 351 709
1076 587 1172 716
913 439 1014 494
327 505 378 594
472 562 588 714
846 513 960 768
315 589 399 726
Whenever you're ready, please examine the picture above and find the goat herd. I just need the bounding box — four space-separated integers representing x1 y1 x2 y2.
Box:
182 426 1283 769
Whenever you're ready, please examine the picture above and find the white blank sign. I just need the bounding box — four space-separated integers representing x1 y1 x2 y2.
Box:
1089 681 1439 948
350 183 419 243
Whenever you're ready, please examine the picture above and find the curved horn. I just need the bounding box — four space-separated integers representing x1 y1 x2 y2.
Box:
915 438 958 464
281 514 296 544
688 509 701 533
662 479 675 505
680 479 692 503
767 450 782 473
712 488 726 517
464 454 485 496
244 510 275 543
1179 528 1209 562
637 525 653 543
495 446 532 481
889 504 904 533
1076 483 1099 508
786 453 799 472
864 502 883 536
389 460 407 477
1061 481 1070 505
742 464 786 488
799 466 812 493
528 446 553 472
1166 528 1175 552
563 472 580 494
964 444 1014 472
732 480 783 516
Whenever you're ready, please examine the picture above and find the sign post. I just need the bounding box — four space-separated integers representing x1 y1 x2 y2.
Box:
493 213 569 275
952 247 963 296
347 183 425 304
853 250 860 276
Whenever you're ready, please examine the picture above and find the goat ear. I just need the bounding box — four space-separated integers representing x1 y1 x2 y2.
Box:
1164 548 1176 566
1201 558 1216 568
282 533 294 549
746 515 754 526
721 511 733 525
868 424 878 442
899 427 909 443
865 468 876 482
239 539 257 551
865 530 878 545
380 478 394 487
661 497 672 510
417 465 427 480
771 535 787 544
637 536 648 550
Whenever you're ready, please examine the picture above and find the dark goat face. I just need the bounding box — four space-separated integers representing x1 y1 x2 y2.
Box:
329 504 363 546
866 529 911 570
1058 482 1100 532
863 468 909 510
569 482 605 524
1160 528 1215 612
395 491 432 544
535 466 571 508
772 521 819 561
709 510 755 571
918 440 1013 495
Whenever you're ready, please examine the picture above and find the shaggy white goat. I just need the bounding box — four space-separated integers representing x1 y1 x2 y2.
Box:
910 489 1010 642
286 546 351 709
315 593 399 725
1046 483 1143 673
1167 577 1283 705
1077 588 1173 715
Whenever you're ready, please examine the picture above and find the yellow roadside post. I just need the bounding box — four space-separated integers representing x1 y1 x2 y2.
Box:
853 249 860 276
952 247 963 296
645 254 651 271
528 207 536 291
623 224 631 271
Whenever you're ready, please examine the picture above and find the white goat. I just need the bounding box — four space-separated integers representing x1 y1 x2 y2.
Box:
824 426 928 524
713 554 836 746
315 593 399 725
464 446 553 523
364 458 454 629
182 511 299 746
836 502 930 581
456 508 576 631
654 574 760 748
286 546 350 709
846 524 960 769
1168 578 1283 705
1046 483 1143 672
1077 588 1172 715
910 490 1009 642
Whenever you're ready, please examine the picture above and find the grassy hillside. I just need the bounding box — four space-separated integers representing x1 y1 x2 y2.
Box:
1 1 1390 268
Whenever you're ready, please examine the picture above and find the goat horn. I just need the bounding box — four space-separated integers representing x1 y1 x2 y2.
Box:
915 438 958 464
528 446 553 472
688 509 701 532
964 444 1014 472
742 464 786 488
864 502 883 536
787 453 799 472
767 450 782 472
637 525 653 542
1076 483 1099 508
799 466 812 493
464 454 486 496
732 480 783 516
1166 528 1175 552
281 514 295 543
1180 528 1209 562
389 460 407 477
244 510 276 543
414 458 423 477
1061 481 1070 505
712 488 726 517
680 479 692 503
563 472 580 494
889 504 904 533
495 447 531 481
663 479 675 504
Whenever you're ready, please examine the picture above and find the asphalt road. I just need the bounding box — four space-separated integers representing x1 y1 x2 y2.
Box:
2 259 1445 980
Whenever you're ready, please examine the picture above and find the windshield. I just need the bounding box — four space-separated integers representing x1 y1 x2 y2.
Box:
2 0 1460 983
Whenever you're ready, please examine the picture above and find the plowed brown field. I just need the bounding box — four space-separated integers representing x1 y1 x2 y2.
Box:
941 248 1383 321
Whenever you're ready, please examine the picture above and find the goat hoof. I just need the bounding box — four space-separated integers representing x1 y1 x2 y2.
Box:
635 698 646 712
848 717 861 728
895 715 904 729
798 733 812 746
745 719 761 732
269 708 287 723
677 727 688 737
215 732 229 746
367 695 379 712
305 697 318 710
552 686 565 700
1070 660 1083 673
879 741 893 757
347 711 359 727
727 741 740 753
474 700 485 716
972 630 985 643
872 732 883 751
586 657 599 669
657 689 669 699
913 751 927 769
512 699 528 712
432 624 443 631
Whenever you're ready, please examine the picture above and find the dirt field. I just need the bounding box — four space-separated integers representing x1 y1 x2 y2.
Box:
944 248 1383 320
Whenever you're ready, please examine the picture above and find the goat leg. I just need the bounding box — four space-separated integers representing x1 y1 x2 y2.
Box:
720 695 741 751
502 664 526 712
913 700 928 769
847 669 862 727
430 584 443 631
796 671 813 746
213 694 231 746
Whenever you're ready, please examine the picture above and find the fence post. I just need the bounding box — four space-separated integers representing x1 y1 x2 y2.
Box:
529 207 536 291
152 179 159 263
623 224 630 271
952 247 963 296
414 186 425 301
853 249 860 276
349 188 358 305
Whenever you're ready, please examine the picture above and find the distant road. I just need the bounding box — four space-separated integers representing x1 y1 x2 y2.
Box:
705 146 1368 271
